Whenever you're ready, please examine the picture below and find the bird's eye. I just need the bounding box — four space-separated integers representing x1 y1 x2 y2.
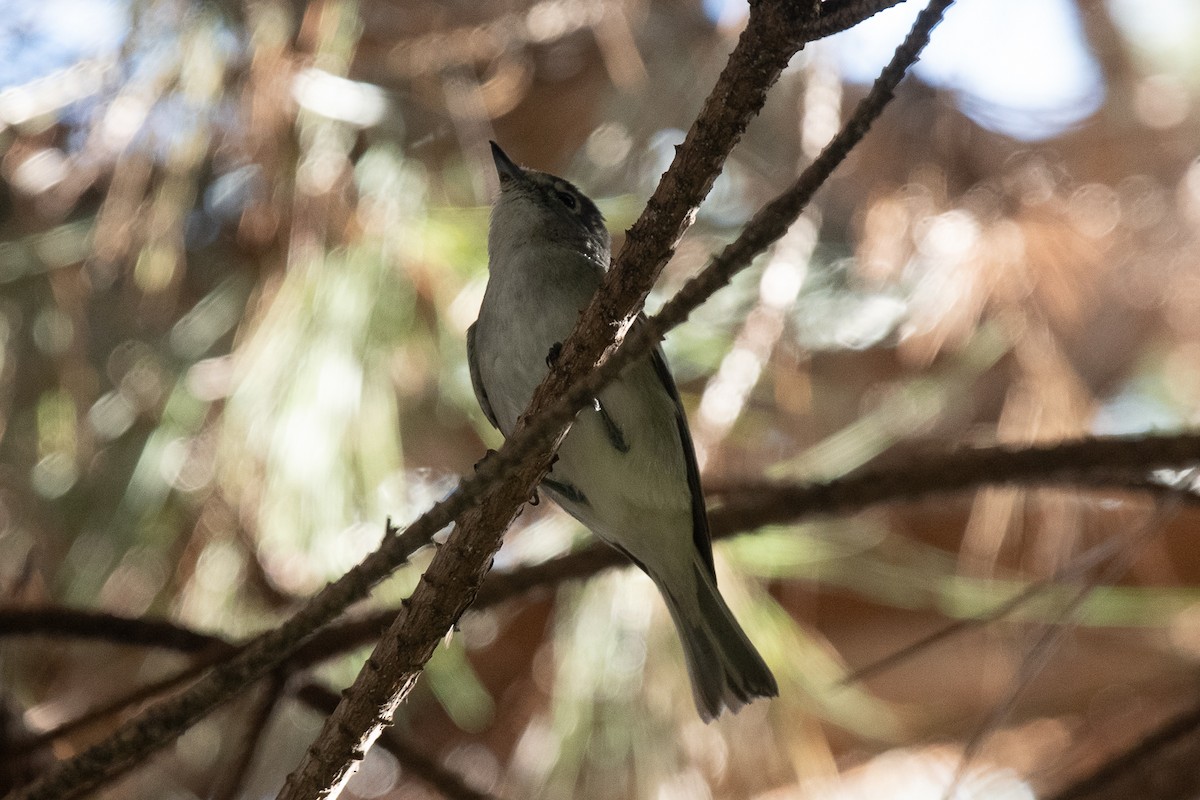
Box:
555 190 579 211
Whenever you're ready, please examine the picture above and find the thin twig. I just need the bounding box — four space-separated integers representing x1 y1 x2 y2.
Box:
4 522 437 800
6 650 232 758
1048 701 1200 800
704 434 1200 533
943 479 1192 800
839 531 1129 686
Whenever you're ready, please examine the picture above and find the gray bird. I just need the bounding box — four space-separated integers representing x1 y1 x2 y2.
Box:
468 142 778 721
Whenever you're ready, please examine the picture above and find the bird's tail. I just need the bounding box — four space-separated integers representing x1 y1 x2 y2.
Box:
657 558 778 722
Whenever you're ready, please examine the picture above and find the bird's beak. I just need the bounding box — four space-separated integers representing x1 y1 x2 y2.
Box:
490 141 524 185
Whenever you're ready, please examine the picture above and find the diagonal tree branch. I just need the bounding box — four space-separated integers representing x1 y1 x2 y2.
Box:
277 2 954 798
4 3 831 799
810 0 911 40
3 521 435 800
294 682 505 800
8 2 966 794
3 655 226 759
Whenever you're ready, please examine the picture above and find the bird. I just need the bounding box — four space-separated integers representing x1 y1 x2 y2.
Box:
467 141 778 721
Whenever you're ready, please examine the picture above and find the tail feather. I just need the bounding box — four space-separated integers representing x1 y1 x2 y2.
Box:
659 561 778 722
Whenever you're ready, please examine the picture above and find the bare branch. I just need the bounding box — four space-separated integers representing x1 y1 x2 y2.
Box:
3 0 825 795
0 608 234 655
5 427 1197 794
276 3 951 798
5 654 228 759
704 432 1200 531
36 354 1200 798
809 0 910 39
4 521 438 800
469 433 1200 622
294 683 504 800
2 5 958 794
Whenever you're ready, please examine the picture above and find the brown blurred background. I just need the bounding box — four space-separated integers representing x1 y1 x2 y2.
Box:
3 0 1200 797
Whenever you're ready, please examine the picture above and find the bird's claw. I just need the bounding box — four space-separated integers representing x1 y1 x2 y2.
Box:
545 342 562 368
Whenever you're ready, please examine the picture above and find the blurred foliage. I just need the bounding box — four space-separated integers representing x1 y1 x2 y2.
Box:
3 0 1200 798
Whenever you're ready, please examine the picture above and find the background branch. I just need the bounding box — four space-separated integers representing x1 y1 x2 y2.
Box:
4 655 226 758
11 424 1192 791
4 521 435 800
0 607 234 655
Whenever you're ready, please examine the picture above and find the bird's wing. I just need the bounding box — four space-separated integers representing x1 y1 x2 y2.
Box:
467 322 500 431
641 318 716 579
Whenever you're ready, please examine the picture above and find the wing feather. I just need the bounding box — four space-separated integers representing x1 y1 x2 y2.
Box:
466 323 500 431
643 323 715 579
